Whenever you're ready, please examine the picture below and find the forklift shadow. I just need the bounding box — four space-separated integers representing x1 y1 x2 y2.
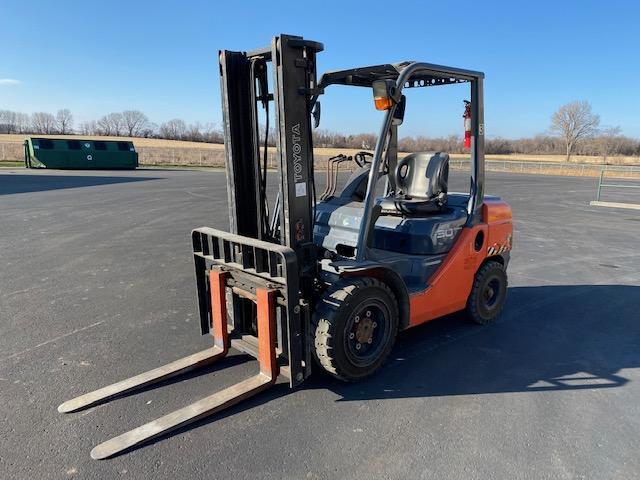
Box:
115 284 639 457
308 284 640 401
0 174 161 195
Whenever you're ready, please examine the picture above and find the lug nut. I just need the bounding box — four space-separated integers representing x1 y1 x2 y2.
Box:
349 333 354 339
354 316 360 323
365 310 372 317
372 322 377 328
355 343 361 350
367 338 373 344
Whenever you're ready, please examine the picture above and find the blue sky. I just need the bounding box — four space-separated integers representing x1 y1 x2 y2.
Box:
1 0 639 138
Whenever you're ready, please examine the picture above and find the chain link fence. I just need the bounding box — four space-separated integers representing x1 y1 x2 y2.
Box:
448 158 640 179
2 141 639 178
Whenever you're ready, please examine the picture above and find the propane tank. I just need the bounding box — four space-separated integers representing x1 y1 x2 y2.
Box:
463 100 472 149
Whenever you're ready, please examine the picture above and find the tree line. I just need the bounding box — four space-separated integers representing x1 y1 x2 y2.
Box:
1 101 638 161
315 101 639 161
0 109 224 143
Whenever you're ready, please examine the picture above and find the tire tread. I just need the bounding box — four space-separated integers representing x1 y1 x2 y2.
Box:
312 277 398 382
467 260 508 325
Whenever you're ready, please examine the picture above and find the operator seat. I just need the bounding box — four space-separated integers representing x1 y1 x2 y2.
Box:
378 152 450 215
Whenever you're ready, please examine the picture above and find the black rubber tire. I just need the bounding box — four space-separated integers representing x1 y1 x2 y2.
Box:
312 277 399 382
466 260 508 325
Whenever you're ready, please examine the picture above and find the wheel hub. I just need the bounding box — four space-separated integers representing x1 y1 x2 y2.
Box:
354 316 375 344
341 297 394 369
484 286 495 301
482 277 501 309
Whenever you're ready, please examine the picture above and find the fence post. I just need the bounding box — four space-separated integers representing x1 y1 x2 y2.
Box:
596 168 604 201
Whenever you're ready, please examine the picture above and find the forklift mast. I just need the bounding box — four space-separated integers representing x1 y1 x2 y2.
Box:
219 34 323 260
215 34 324 390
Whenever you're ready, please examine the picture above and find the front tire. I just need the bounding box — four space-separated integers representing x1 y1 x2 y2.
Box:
312 277 399 382
466 260 508 325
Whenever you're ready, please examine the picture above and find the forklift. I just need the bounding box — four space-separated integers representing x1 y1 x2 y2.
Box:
59 34 513 459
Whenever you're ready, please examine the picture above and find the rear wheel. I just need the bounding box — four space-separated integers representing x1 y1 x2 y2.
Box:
312 277 399 382
466 260 508 325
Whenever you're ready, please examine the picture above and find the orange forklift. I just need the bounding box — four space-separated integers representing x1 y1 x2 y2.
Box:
59 34 513 459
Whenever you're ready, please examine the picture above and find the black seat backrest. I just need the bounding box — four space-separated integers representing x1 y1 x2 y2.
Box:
394 152 449 199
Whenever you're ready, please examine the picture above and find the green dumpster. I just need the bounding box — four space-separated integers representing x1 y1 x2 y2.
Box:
24 137 138 170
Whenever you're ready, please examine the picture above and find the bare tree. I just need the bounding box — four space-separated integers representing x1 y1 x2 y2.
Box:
0 110 18 133
597 126 622 164
159 119 187 140
97 112 124 136
184 122 204 142
108 112 124 136
202 122 223 143
140 122 157 138
31 112 57 134
121 110 149 137
550 100 600 161
55 108 74 134
0 111 31 133
78 120 98 135
96 115 111 135
15 112 30 133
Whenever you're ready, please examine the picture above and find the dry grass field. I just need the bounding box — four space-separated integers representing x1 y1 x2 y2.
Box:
1 134 639 176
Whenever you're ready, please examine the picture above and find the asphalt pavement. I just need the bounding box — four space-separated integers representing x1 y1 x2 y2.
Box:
1 168 639 479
